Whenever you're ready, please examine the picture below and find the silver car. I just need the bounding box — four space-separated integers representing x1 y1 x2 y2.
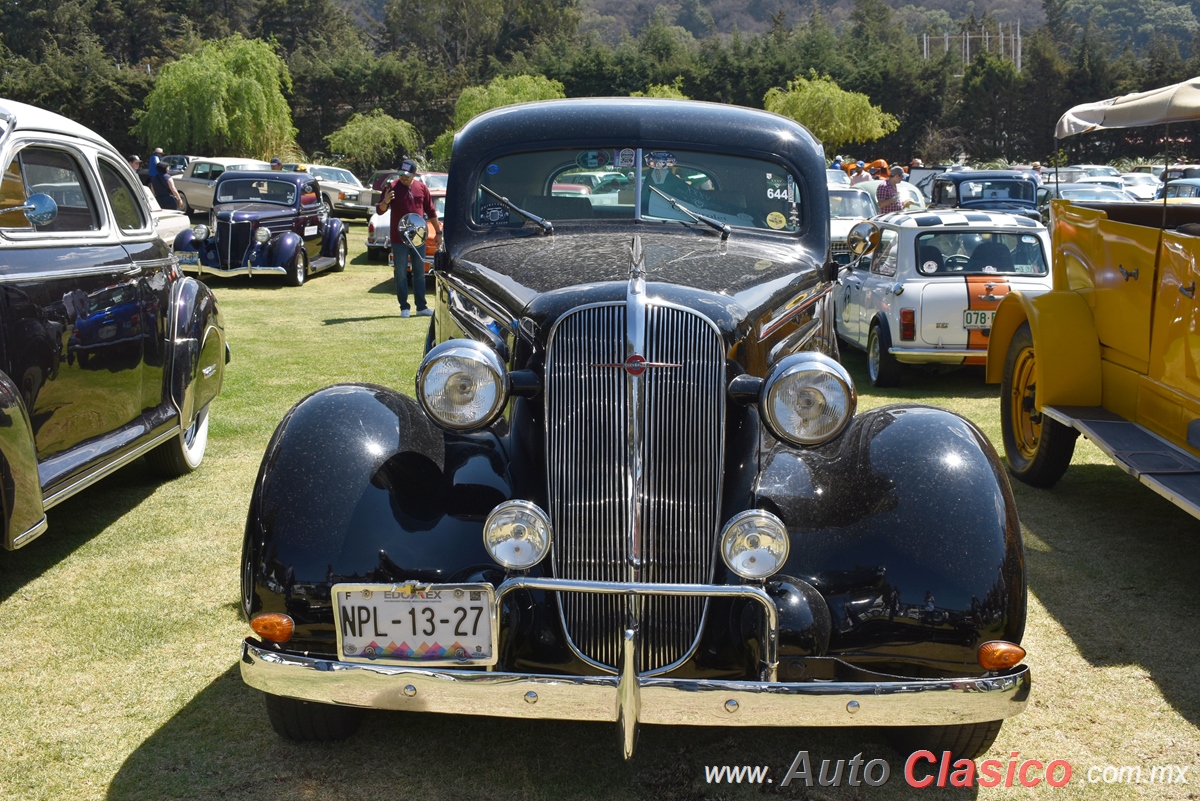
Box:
174 157 271 214
284 163 372 218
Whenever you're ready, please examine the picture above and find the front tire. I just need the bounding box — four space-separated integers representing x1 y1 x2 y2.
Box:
147 403 209 477
331 233 347 272
867 321 902 387
289 249 308 287
264 693 363 741
1000 322 1077 487
889 720 1004 761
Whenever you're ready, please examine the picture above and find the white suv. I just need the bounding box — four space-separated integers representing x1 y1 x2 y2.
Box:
837 210 1053 386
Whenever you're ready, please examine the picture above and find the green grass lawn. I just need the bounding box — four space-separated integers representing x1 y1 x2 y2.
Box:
2 223 1199 799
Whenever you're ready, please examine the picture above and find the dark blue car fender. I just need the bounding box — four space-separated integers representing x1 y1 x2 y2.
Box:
751 403 1025 673
265 232 303 268
321 218 347 257
242 384 512 652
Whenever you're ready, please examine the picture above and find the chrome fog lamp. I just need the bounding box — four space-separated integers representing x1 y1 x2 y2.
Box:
191 223 210 241
253 226 271 244
483 500 551 570
417 340 508 430
720 510 790 580
761 353 856 447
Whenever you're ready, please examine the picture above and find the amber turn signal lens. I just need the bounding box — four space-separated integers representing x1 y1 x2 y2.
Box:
251 613 295 643
977 640 1026 670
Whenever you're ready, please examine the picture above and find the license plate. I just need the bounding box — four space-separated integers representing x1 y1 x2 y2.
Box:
99 326 116 340
177 251 199 265
963 310 994 329
332 583 496 666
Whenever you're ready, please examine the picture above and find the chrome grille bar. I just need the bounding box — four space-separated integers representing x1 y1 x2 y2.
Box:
546 299 725 673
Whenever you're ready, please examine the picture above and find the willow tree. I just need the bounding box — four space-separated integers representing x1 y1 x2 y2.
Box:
430 74 565 163
325 110 420 176
133 35 296 158
764 72 898 159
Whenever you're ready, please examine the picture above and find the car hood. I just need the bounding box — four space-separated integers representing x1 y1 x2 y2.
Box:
449 229 824 337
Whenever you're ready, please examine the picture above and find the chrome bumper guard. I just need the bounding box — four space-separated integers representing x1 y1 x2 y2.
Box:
241 576 1030 756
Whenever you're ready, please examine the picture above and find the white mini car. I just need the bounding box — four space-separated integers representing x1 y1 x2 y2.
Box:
836 210 1053 386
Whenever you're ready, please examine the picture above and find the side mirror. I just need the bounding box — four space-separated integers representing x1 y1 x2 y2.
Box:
847 221 880 257
14 193 58 226
402 211 427 249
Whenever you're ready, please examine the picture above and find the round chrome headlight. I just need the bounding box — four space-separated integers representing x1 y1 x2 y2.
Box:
483 500 551 570
254 226 271 244
191 224 210 241
416 340 508 430
760 353 856 447
720 510 790 580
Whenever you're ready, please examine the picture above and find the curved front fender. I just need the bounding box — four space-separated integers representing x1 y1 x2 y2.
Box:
168 277 225 424
265 232 303 268
753 404 1025 673
0 371 46 549
242 384 513 652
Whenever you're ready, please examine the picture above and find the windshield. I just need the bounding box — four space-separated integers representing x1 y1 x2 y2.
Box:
958 180 1035 202
474 147 802 232
310 166 360 186
1061 187 1129 201
216 179 297 204
916 231 1047 276
424 173 449 191
829 189 877 219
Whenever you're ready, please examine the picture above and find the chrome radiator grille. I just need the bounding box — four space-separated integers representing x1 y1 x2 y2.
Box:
218 220 251 267
545 303 725 672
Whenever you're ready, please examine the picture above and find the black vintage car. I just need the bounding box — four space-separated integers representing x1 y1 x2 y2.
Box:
174 171 348 286
0 98 227 550
239 98 1030 759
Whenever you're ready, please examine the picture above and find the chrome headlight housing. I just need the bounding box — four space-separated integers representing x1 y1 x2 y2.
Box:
483 500 551 570
416 340 508 430
253 226 271 244
721 509 789 580
191 223 210 241
760 353 856 446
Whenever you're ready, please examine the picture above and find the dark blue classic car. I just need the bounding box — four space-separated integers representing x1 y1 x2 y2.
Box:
174 171 348 286
240 99 1030 760
928 170 1040 221
0 98 227 550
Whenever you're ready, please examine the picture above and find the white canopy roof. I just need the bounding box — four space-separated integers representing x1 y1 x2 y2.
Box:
1056 77 1200 138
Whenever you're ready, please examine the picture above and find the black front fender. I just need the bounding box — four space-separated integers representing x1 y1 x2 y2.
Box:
753 404 1025 674
242 384 513 652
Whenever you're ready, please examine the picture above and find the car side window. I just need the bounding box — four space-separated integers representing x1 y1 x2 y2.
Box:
870 230 898 276
98 159 147 231
0 159 33 231
193 163 210 180
0 145 98 233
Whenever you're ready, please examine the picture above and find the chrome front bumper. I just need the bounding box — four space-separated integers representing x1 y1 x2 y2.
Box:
240 576 1030 756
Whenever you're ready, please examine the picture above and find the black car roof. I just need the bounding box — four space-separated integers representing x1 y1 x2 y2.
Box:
935 170 1036 183
216 170 311 184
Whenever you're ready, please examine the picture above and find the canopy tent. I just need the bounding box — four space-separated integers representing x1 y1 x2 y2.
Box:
1055 77 1200 138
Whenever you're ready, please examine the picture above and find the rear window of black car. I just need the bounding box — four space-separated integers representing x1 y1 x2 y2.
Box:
474 147 802 232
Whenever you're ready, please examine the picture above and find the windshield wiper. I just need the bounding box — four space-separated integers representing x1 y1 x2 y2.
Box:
646 185 731 240
480 185 553 235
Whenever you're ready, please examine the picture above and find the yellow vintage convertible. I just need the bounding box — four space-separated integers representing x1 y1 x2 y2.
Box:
987 76 1200 518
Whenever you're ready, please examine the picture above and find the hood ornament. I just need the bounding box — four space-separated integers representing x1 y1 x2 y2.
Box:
629 234 646 280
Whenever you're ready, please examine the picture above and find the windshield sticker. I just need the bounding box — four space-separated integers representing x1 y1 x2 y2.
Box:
576 150 611 170
479 204 509 225
787 174 796 203
765 173 792 201
1021 235 1037 244
644 151 676 170
919 260 939 275
486 164 500 175
617 148 636 168
766 212 786 229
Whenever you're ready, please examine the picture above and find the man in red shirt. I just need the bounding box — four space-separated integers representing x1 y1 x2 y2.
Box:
377 157 442 317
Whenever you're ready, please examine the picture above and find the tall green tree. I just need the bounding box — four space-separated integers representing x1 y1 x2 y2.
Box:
430 74 565 162
133 35 296 157
956 52 1022 159
764 72 899 157
325 110 420 175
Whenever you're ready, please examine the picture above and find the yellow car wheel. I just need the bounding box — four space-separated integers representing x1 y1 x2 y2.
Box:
1000 322 1078 487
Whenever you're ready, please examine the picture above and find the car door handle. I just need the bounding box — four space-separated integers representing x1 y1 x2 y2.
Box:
1118 264 1138 281
1182 281 1196 299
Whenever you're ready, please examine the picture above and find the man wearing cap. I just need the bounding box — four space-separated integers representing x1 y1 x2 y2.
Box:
377 157 441 317
270 158 283 171
128 154 145 185
876 166 913 214
149 147 164 176
850 161 869 185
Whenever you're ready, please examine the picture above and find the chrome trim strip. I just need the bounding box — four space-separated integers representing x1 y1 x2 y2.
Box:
759 284 832 339
41 424 180 509
8 515 48 550
241 641 1031 728
888 347 979 357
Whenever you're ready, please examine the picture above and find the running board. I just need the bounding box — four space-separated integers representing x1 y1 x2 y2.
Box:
1043 405 1200 520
